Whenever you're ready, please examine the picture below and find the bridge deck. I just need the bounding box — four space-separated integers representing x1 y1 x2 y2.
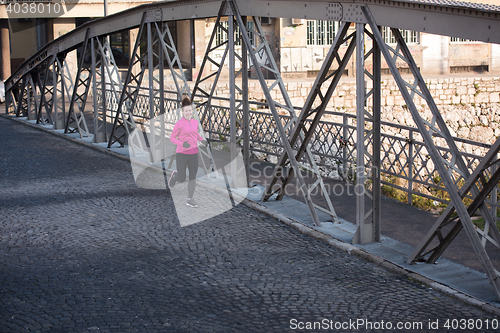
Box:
2 110 499 309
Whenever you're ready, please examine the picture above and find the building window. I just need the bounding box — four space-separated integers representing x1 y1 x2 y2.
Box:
382 27 419 44
110 32 130 67
216 20 255 46
450 37 479 43
307 20 337 45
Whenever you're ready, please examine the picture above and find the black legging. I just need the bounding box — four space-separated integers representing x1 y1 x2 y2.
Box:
176 153 199 198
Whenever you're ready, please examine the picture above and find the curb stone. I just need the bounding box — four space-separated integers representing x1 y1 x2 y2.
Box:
3 112 500 317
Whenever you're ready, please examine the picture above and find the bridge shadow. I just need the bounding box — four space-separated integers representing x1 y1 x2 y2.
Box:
247 159 500 276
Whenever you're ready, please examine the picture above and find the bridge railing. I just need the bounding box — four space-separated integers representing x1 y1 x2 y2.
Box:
96 86 499 217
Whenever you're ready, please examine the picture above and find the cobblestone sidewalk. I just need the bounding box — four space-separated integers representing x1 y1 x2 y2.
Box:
0 116 498 332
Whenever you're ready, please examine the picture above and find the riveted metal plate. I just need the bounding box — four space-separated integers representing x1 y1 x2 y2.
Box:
342 3 367 23
58 43 66 54
327 3 343 21
88 27 97 38
27 48 50 70
222 1 234 16
145 9 163 23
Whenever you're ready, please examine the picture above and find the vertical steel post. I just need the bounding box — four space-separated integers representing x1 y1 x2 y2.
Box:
147 22 154 117
354 23 369 244
189 19 195 82
492 155 499 225
159 23 166 160
242 16 250 186
26 74 33 120
353 23 380 244
102 38 108 142
408 129 414 205
5 83 11 114
96 37 107 143
25 73 31 120
60 58 67 131
147 22 157 162
32 73 42 121
52 58 61 129
228 14 237 186
103 48 108 140
372 27 382 241
343 114 348 178
33 72 44 122
91 38 101 142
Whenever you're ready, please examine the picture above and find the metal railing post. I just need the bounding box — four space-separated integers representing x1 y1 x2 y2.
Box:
343 114 348 180
408 129 414 206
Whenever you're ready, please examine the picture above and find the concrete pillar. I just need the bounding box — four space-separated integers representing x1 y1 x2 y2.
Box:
491 44 500 74
177 20 191 81
421 33 449 75
194 19 208 81
0 19 11 81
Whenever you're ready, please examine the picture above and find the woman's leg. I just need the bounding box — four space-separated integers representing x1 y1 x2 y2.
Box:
176 153 188 183
186 154 199 198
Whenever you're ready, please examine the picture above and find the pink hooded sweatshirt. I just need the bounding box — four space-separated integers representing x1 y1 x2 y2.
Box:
170 117 204 154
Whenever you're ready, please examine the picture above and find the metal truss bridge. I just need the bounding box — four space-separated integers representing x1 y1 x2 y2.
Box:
5 0 500 300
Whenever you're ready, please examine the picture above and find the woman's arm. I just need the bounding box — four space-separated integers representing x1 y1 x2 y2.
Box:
170 123 183 146
196 120 204 142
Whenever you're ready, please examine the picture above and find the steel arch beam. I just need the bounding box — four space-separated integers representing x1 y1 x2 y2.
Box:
7 0 500 93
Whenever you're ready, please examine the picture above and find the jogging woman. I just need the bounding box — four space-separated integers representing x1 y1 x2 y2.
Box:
168 97 205 208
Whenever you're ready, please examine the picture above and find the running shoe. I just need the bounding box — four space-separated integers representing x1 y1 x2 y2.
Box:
168 171 177 188
186 198 198 208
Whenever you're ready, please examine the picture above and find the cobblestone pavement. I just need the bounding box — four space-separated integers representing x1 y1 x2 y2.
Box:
0 115 498 333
